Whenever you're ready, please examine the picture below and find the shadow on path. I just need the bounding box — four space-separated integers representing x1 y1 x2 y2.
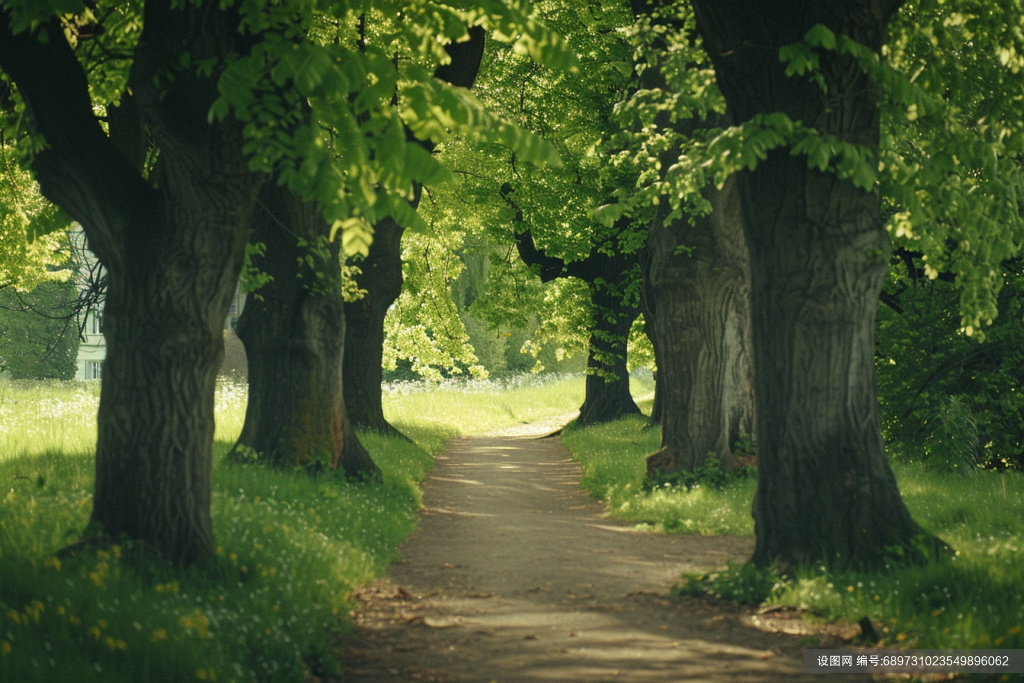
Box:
335 434 867 682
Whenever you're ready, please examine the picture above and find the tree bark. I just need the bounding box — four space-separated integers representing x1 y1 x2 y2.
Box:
0 2 262 564
343 217 408 437
233 184 379 476
342 26 486 437
578 280 642 426
691 0 944 569
645 177 754 475
504 198 642 426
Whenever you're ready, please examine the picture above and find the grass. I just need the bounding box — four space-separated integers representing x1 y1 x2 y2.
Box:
560 414 756 535
0 372 595 682
561 411 1024 656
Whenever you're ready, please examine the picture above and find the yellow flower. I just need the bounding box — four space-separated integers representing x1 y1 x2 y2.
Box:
846 585 854 593
6 609 20 624
1 641 11 655
96 549 110 560
57 606 65 616
69 615 81 625
151 629 167 642
88 626 102 640
271 605 279 612
44 556 61 572
979 634 989 643
97 619 107 629
104 637 117 651
995 637 1005 645
228 554 237 564
932 609 942 617
896 633 907 642
1010 626 1022 636
215 547 224 556
112 545 121 558
873 595 880 602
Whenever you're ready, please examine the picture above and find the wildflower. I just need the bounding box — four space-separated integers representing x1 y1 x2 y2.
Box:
847 586 855 593
6 609 20 624
896 633 907 642
1010 626 1022 636
57 606 65 616
88 626 101 640
112 545 121 558
96 549 110 560
1 641 10 655
228 554 237 564
151 629 167 642
874 595 880 602
932 609 942 617
97 619 107 628
44 557 61 572
69 615 81 625
104 636 117 651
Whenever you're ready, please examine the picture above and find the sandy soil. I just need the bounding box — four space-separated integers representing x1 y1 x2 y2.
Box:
333 426 871 683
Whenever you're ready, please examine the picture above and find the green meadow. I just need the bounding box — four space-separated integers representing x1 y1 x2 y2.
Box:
3 374 1023 682
561 412 1024 654
0 374 585 683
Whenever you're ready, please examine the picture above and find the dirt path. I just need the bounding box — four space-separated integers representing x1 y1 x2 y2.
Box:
336 431 869 682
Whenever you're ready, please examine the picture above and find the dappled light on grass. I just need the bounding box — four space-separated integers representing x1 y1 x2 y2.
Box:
561 415 755 536
382 372 587 436
0 380 443 683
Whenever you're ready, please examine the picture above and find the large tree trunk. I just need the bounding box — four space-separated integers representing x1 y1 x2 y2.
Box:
341 27 486 438
234 185 378 475
578 282 642 426
692 0 944 569
343 217 407 437
0 3 262 564
645 177 754 475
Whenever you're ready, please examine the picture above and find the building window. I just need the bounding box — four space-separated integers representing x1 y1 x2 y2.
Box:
87 360 103 380
91 312 103 335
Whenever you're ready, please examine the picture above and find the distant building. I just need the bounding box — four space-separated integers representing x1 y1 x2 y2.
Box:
72 229 246 380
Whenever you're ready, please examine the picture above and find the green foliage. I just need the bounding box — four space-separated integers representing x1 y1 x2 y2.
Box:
876 270 1024 470
725 467 1024 651
922 396 979 474
560 412 756 536
0 379 437 683
0 281 78 380
674 561 784 606
382 372 587 437
642 452 754 493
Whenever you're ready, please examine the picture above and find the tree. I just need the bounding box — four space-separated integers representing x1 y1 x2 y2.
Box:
688 0 942 569
503 184 642 424
0 280 79 379
230 183 378 475
0 0 572 564
343 26 487 437
607 2 755 473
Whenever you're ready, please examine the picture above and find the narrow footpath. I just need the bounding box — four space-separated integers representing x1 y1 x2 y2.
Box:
336 431 870 682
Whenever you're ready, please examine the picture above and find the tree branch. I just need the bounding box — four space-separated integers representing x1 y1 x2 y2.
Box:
0 11 156 267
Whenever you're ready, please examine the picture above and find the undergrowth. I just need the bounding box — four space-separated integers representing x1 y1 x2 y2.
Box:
566 415 1024 655
560 415 756 535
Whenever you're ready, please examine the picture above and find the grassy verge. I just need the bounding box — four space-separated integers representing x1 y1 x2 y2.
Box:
560 415 755 535
0 379 437 683
561 413 1024 654
0 372 593 682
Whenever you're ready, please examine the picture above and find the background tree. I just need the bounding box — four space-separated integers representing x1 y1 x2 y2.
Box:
0 0 573 564
688 0 946 569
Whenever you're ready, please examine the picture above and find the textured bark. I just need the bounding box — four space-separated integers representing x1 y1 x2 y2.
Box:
343 216 407 437
645 177 754 475
342 27 486 437
578 282 642 426
505 206 642 426
0 2 261 564
692 0 944 569
233 185 378 476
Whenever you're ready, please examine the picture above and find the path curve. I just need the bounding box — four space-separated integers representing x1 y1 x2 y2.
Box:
336 433 868 682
